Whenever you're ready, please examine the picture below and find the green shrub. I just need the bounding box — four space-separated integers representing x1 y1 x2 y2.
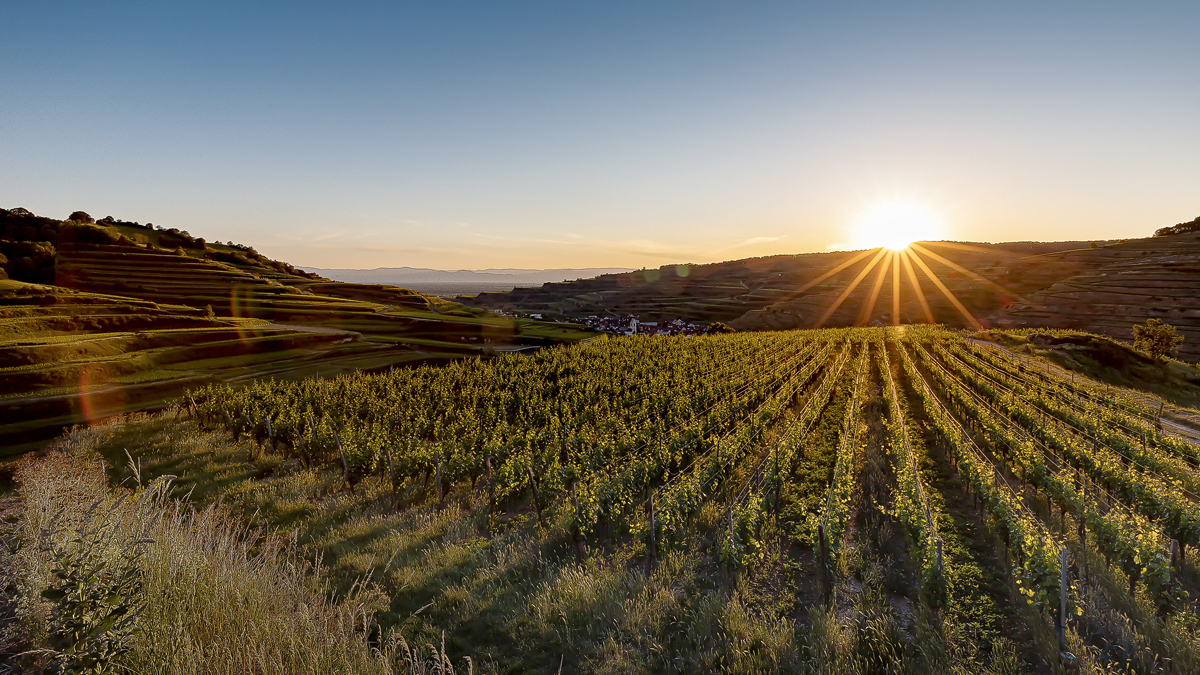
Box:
58 222 120 246
1133 318 1184 362
39 489 157 674
1154 215 1200 237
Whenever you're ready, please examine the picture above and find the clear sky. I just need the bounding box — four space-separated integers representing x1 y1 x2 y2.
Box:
3 2 1198 270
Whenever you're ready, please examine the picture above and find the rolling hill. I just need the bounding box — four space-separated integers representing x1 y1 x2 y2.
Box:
464 223 1200 361
0 208 596 453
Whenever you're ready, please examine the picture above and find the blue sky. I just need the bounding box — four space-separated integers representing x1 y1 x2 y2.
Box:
2 2 1198 269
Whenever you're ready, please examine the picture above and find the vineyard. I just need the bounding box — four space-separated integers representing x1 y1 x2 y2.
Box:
58 325 1200 672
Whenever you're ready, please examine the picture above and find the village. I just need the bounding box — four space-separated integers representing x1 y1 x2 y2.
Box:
567 314 707 336
507 311 708 336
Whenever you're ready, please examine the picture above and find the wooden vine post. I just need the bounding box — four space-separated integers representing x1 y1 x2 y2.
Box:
527 465 544 528
646 493 657 573
222 408 234 434
772 444 781 515
295 435 308 465
571 481 585 564
727 507 735 590
1078 473 1087 543
936 539 944 603
332 427 350 490
384 445 396 505
485 457 495 520
306 413 319 462
265 416 273 451
818 523 830 606
1171 539 1180 587
436 454 444 508
1057 547 1067 650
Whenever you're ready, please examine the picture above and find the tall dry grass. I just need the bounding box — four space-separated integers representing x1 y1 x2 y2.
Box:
7 448 471 675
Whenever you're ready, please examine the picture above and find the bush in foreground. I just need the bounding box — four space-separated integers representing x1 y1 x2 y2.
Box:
6 446 470 674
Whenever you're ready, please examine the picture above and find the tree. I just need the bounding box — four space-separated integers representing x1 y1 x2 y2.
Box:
1133 318 1183 362
706 321 735 335
67 211 94 223
1154 216 1200 237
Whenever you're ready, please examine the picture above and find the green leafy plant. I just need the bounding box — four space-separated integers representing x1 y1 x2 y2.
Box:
39 491 156 674
1133 318 1184 363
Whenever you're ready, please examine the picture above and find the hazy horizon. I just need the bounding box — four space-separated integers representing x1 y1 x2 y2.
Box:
3 2 1197 270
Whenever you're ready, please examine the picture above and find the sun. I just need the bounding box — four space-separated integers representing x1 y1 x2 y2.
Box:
849 201 946 251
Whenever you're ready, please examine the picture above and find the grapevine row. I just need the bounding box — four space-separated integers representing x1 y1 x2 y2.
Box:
915 342 1176 606
896 341 1064 611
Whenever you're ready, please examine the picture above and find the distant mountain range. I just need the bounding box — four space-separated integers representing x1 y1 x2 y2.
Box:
301 266 636 294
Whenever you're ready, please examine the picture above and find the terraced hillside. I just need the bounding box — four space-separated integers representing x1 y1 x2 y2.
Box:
466 240 1092 328
995 230 1200 359
0 208 595 454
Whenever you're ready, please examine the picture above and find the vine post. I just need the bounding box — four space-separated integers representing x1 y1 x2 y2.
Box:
485 457 495 526
572 481 585 564
306 413 318 461
1057 547 1067 651
385 445 396 507
936 539 943 583
726 507 735 590
332 427 349 486
527 465 544 528
1171 539 1180 587
436 454 444 509
772 444 780 515
1077 473 1086 543
646 493 657 573
818 523 830 606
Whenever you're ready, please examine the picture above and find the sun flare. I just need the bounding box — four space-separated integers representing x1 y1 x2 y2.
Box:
850 201 946 251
